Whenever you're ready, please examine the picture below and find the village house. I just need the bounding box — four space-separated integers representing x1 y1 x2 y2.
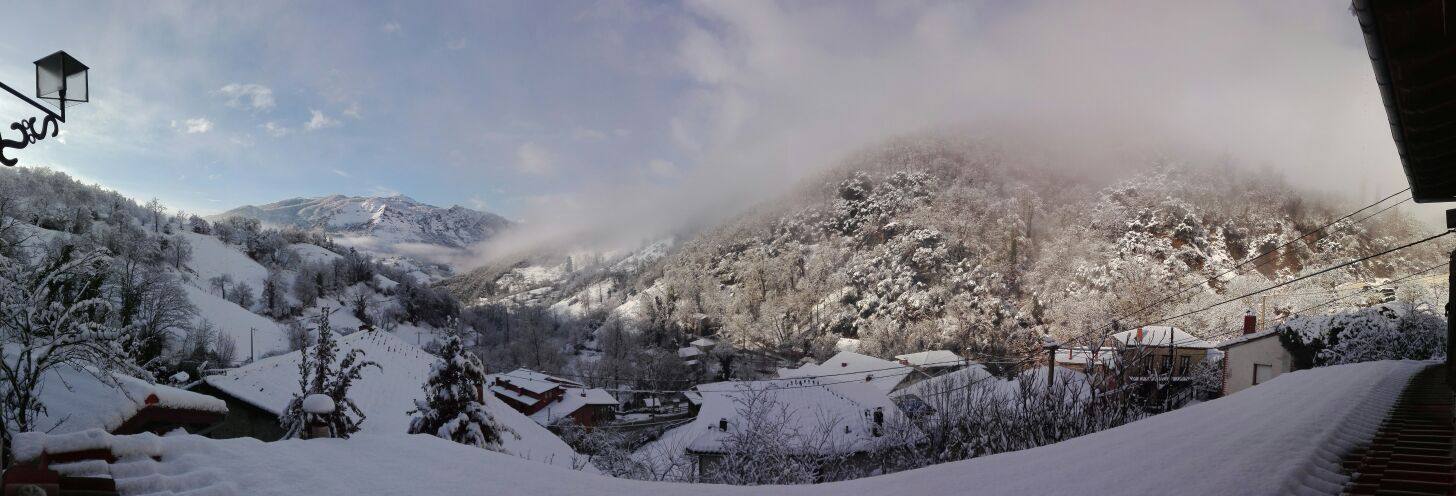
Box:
487 368 618 428
34 365 228 437
1216 311 1295 396
682 377 907 481
778 351 919 394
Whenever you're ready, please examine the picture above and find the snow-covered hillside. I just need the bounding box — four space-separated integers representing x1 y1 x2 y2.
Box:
201 330 585 469
213 194 511 256
39 360 1427 495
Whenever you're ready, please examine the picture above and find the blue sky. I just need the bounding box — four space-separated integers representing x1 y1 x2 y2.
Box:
0 1 1433 232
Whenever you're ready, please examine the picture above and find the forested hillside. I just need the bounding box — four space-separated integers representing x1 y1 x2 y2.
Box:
449 136 1448 371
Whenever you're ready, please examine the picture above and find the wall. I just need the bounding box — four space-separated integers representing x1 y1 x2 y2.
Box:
1222 334 1292 396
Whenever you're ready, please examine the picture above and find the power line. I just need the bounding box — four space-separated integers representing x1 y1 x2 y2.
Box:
1112 188 1410 326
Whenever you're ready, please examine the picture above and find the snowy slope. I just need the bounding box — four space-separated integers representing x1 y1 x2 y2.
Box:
287 243 342 265
213 194 511 252
180 231 269 291
182 284 289 359
59 360 1427 495
200 330 584 469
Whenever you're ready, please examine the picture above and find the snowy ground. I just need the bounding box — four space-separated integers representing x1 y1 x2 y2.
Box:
43 360 1425 495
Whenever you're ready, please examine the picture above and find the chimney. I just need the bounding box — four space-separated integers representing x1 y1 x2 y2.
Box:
1135 327 1143 342
1242 309 1257 335
718 418 728 431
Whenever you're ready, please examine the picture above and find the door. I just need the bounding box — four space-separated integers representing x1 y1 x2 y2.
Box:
1253 364 1274 385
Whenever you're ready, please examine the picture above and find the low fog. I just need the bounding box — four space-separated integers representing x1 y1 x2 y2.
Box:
467 0 1423 269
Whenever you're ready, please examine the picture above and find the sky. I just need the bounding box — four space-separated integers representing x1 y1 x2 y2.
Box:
0 1 1441 244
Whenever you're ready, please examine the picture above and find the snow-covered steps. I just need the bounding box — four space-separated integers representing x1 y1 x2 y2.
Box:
1341 365 1455 495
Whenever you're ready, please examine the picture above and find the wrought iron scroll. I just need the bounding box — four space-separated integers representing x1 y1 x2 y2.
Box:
0 114 60 166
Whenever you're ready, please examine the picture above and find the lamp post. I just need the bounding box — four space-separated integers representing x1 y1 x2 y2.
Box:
0 50 89 167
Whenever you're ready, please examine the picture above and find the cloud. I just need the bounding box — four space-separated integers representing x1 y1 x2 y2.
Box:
572 127 608 141
217 83 275 110
181 118 213 134
262 121 290 137
514 141 557 175
645 158 677 178
381 21 401 34
447 38 467 50
306 109 340 130
343 101 362 119
331 168 351 177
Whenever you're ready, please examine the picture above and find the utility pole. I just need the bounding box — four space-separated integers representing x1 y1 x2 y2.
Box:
1447 209 1455 390
1043 331 1059 391
1165 326 1175 412
249 327 255 364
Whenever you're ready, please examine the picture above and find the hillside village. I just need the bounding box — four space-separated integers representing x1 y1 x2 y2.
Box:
3 1 1456 495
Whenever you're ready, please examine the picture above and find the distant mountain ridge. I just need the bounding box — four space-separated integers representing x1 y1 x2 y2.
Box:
212 194 512 250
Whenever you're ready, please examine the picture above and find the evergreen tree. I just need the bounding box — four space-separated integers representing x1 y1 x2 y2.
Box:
408 335 512 448
280 309 380 439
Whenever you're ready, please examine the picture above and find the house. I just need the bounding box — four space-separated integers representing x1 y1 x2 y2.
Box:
1216 311 1295 396
677 346 705 370
31 364 227 437
1052 346 1118 375
778 351 918 394
682 377 907 480
487 368 618 427
894 350 965 374
1105 326 1215 406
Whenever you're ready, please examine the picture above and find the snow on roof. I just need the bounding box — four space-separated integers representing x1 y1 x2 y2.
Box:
489 368 585 396
32 364 226 435
781 351 913 394
201 331 586 469
894 350 962 368
1111 326 1215 349
690 337 716 348
1216 329 1281 349
90 360 1423 495
1052 347 1119 367
529 387 619 427
677 347 704 359
683 378 903 456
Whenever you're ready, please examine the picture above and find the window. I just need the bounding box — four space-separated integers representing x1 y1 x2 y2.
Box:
1178 356 1191 376
1253 364 1274 385
1161 355 1173 374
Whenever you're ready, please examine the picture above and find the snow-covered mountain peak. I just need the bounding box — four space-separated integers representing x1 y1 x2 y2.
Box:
212 194 512 253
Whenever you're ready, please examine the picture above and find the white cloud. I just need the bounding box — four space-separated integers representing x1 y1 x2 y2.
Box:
306 109 340 131
381 21 401 34
645 158 677 178
572 127 607 141
343 101 362 119
262 121 290 137
182 117 213 134
331 168 351 178
217 83 275 110
515 142 557 175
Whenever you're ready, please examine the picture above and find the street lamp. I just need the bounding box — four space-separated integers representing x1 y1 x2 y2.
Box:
0 50 89 166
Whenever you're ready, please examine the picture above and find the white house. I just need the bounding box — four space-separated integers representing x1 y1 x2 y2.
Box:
1216 312 1294 396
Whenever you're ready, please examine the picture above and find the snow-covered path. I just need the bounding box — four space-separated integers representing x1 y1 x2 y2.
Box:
68 360 1425 495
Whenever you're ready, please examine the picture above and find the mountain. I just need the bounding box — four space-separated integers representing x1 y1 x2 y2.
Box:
446 136 1447 364
212 194 511 254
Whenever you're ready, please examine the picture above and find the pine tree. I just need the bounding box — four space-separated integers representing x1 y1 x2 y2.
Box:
280 309 380 439
408 335 513 448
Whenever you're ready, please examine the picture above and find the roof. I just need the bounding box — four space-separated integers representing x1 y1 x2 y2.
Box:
683 378 905 456
1216 329 1282 349
1052 347 1118 367
780 351 914 394
1355 0 1456 203
32 364 227 435
677 346 704 359
894 350 963 368
690 338 716 348
1110 326 1215 349
529 387 618 426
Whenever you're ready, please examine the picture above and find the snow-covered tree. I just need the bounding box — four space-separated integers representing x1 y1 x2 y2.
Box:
281 309 380 439
407 335 512 449
0 246 144 462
